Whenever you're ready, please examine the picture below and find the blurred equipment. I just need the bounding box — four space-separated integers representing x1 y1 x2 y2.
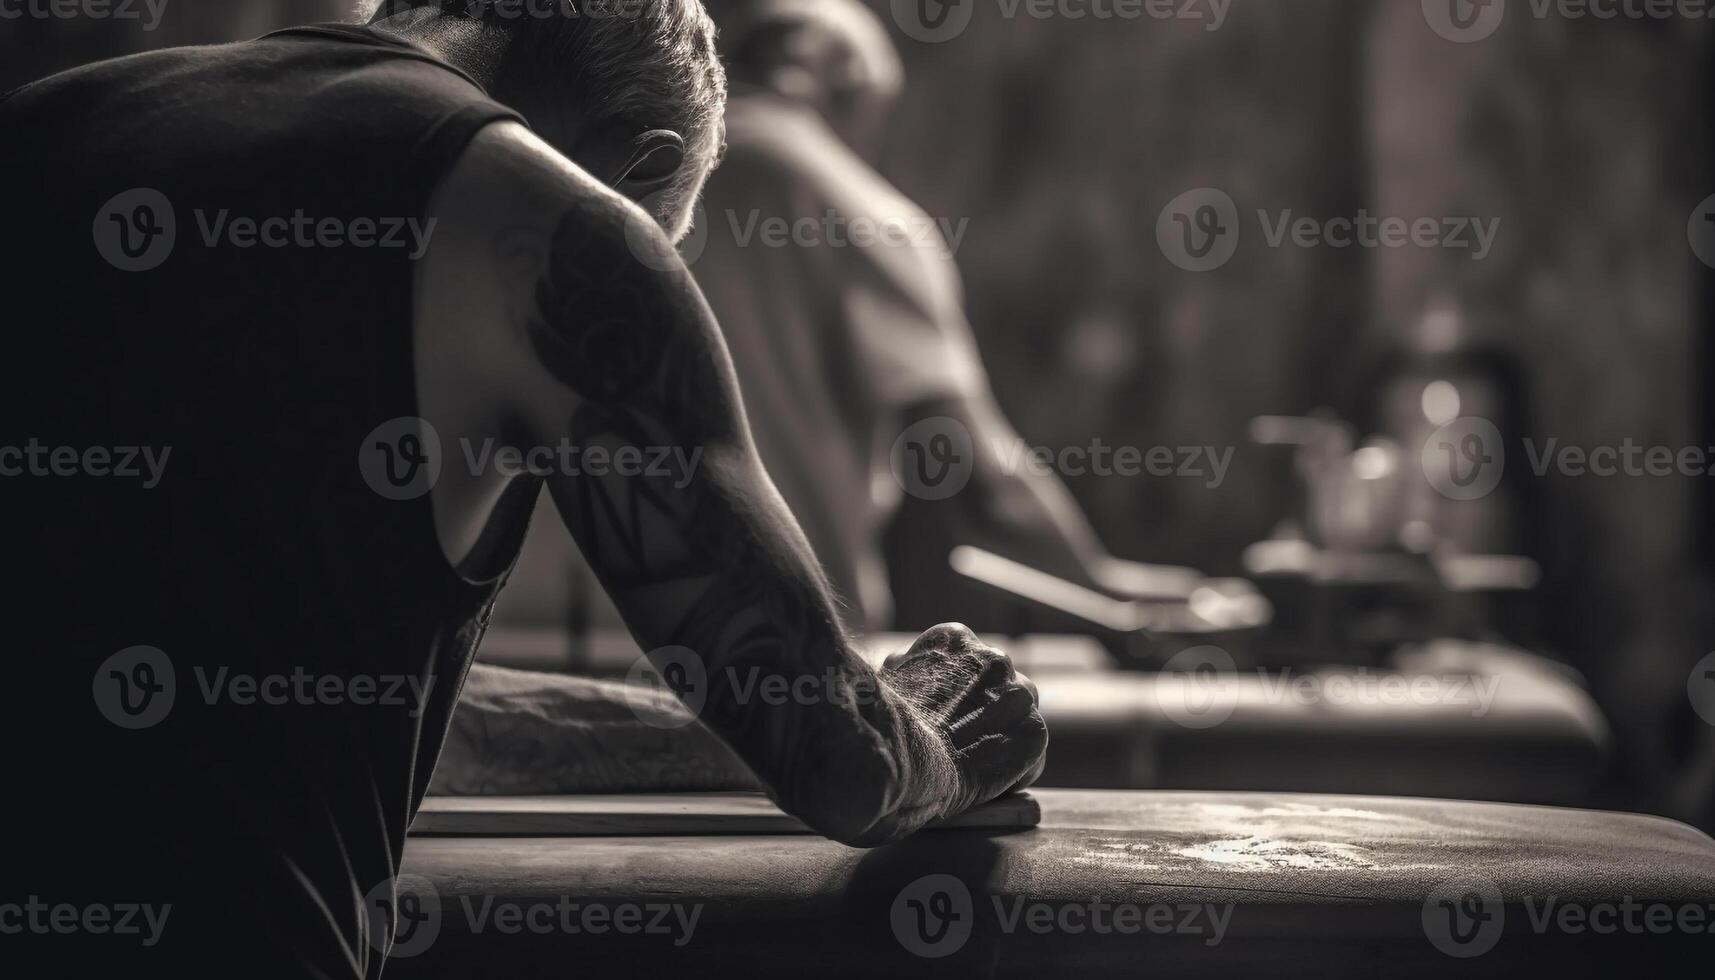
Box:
931 546 1602 805
946 545 1272 666
1034 639 1609 804
1244 302 1541 664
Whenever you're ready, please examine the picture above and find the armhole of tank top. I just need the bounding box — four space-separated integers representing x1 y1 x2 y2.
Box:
407 104 532 588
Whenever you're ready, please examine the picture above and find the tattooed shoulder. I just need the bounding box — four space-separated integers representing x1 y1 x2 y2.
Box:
492 197 700 407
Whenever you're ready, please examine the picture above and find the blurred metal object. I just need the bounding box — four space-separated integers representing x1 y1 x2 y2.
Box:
1246 390 1543 662
948 546 1273 668
1251 415 1412 552
1092 556 1205 600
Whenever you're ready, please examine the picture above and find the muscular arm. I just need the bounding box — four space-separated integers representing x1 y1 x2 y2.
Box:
428 663 760 795
806 155 1198 602
904 393 1201 600
449 126 967 845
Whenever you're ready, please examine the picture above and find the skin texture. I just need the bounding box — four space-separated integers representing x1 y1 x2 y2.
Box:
415 120 1046 844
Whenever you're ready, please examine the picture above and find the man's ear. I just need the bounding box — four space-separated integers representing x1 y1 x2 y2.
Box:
606 129 686 199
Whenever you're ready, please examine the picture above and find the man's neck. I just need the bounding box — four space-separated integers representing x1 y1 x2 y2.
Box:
369 11 511 93
366 7 590 171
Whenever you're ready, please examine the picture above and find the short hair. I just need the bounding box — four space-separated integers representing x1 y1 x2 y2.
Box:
703 0 901 102
362 1 726 221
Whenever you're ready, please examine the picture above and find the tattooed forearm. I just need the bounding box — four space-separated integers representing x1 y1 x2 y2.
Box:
429 664 761 795
498 206 942 840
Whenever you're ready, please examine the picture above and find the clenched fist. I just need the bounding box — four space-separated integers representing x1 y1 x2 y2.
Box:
879 623 1048 821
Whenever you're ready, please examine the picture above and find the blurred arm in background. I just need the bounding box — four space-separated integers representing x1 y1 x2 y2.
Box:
901 388 1201 600
700 0 1200 634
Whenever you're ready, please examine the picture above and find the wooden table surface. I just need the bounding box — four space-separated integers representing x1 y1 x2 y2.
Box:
390 789 1715 978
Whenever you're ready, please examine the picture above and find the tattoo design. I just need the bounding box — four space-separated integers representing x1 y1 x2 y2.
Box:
469 206 916 828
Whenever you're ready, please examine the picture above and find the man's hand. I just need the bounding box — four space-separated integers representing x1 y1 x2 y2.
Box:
854 624 1046 844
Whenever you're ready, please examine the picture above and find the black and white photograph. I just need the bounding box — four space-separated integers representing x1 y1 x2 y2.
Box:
4 0 1715 976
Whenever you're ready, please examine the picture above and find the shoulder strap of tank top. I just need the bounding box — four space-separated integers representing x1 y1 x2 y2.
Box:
258 23 497 97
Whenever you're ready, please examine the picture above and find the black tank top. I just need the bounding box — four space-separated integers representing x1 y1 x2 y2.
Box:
0 25 530 978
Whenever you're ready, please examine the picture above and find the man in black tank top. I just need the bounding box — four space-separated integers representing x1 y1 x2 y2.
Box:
0 2 1046 976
